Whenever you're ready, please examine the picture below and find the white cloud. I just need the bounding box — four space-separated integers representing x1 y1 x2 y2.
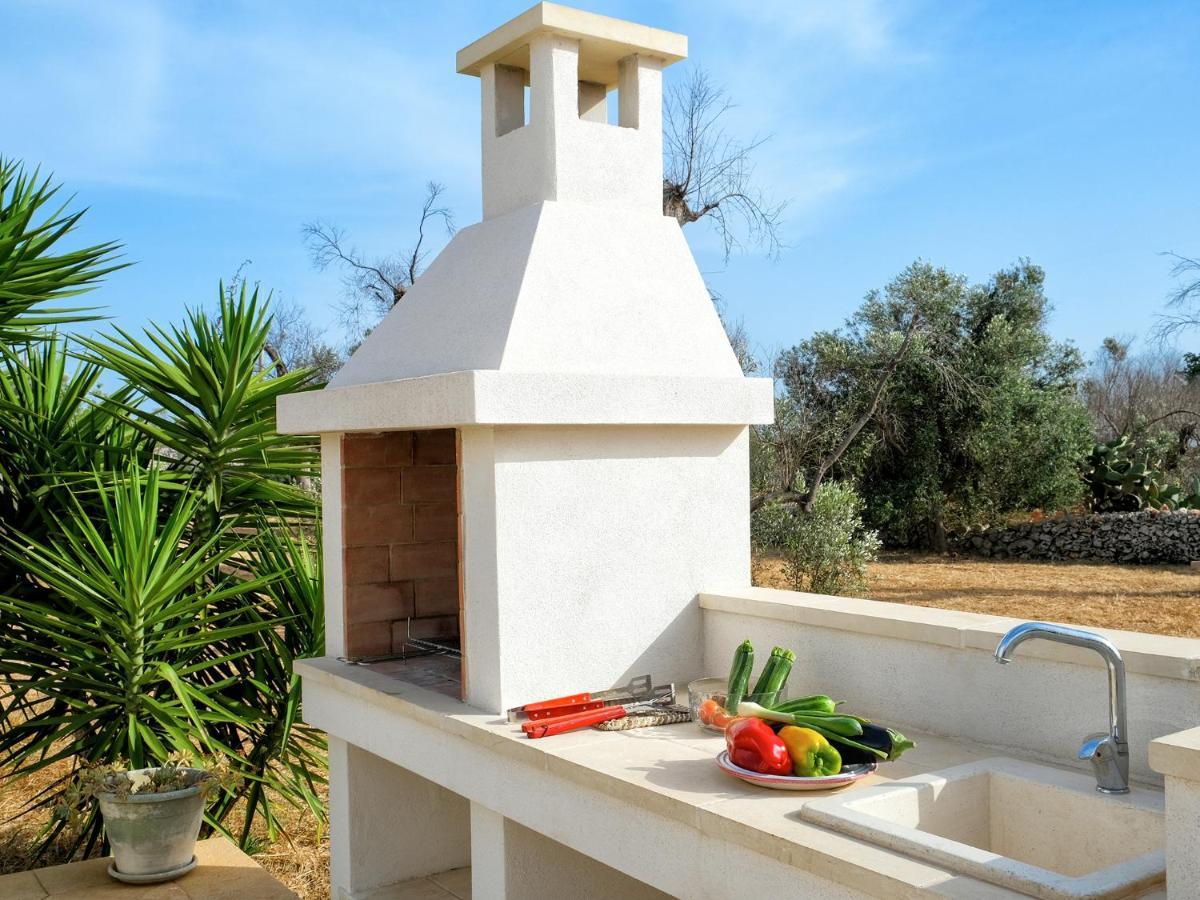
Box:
694 0 932 65
735 0 912 62
2 1 478 199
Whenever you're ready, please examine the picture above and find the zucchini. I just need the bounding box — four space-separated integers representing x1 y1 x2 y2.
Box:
750 652 777 698
751 647 795 707
770 695 839 715
724 640 754 715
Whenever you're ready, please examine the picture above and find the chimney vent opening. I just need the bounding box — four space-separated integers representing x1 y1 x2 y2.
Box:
493 63 528 137
578 80 606 123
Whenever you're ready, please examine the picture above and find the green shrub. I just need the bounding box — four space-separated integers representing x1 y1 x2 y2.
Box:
750 498 796 550
752 481 881 596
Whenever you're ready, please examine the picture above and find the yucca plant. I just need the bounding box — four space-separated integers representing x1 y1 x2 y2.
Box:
78 283 320 531
0 468 284 855
0 158 123 343
0 337 148 550
206 523 327 845
0 160 329 864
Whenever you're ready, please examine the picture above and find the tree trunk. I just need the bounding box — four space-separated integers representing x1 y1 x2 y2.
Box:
927 510 948 555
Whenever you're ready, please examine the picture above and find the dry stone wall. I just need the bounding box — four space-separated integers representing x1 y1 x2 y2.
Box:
960 510 1200 564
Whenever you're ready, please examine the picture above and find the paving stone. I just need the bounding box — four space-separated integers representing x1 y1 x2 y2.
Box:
429 866 472 899
359 875 455 899
1 838 296 899
29 857 111 894
0 869 47 900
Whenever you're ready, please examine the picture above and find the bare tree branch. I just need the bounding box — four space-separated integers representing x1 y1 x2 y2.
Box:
1152 252 1200 342
663 67 786 261
223 259 254 303
303 181 456 341
1082 338 1199 441
263 295 342 384
404 182 455 287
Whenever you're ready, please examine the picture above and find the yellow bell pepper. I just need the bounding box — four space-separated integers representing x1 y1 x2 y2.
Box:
778 725 842 777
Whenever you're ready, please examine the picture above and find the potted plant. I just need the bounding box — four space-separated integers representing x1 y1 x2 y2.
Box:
64 758 239 884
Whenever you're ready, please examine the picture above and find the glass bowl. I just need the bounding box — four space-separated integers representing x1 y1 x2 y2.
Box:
688 678 729 733
688 678 787 734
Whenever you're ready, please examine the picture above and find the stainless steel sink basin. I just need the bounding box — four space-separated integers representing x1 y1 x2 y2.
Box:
801 758 1164 899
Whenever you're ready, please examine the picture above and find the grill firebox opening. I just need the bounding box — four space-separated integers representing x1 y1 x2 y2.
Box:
340 429 464 698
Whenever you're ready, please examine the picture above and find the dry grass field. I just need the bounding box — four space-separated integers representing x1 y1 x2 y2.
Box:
2 552 1196 899
755 552 1200 636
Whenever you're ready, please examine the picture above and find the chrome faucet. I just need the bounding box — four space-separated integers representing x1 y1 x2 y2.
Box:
994 621 1130 794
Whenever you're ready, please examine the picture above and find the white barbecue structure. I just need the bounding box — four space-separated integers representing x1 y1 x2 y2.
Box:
280 3 772 897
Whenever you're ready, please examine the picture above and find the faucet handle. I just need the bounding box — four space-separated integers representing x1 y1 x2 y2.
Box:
1078 732 1113 761
1079 732 1130 794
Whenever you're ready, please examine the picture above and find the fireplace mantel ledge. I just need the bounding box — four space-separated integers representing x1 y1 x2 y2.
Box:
296 654 1030 898
276 370 774 434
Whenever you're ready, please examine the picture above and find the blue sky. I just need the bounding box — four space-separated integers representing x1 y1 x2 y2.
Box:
4 1 1199 363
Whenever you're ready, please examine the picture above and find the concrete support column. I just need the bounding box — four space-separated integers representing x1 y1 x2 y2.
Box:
320 433 346 658
1145 728 1200 894
459 425 502 714
469 803 671 900
617 53 664 210
1162 775 1200 890
329 738 470 899
469 802 508 900
617 54 661 136
529 34 579 132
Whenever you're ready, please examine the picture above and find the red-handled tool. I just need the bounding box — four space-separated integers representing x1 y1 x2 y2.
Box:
520 692 591 714
507 675 661 723
522 700 648 739
518 694 607 720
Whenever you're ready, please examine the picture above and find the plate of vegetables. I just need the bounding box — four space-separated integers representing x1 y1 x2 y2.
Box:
714 639 916 790
716 750 875 791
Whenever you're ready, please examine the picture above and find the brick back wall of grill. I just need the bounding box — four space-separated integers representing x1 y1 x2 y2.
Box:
341 430 460 658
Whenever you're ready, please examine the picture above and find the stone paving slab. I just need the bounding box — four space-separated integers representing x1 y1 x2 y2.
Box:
0 838 297 899
361 867 472 900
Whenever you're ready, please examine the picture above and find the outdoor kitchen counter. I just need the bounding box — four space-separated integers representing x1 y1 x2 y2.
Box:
298 655 1157 899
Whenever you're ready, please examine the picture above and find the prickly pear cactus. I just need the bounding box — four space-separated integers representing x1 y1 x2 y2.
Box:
1082 437 1199 512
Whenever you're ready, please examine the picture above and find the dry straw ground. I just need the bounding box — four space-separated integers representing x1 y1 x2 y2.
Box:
755 552 1200 637
3 553 1197 898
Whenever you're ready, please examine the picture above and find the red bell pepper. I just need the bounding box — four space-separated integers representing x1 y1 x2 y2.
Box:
725 716 792 775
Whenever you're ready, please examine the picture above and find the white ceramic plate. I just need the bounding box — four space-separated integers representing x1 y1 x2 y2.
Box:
716 751 877 791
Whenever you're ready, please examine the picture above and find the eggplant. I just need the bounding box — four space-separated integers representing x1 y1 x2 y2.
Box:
831 722 915 762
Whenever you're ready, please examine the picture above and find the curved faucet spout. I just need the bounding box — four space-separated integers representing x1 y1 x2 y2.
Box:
993 621 1129 794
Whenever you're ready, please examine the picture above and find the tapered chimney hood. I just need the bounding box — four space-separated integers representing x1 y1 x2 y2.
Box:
278 2 772 434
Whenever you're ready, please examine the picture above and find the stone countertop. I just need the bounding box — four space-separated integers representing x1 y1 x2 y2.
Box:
0 837 297 900
1149 725 1200 779
300 655 1151 898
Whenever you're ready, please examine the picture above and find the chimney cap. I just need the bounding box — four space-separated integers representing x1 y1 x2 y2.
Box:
456 2 687 89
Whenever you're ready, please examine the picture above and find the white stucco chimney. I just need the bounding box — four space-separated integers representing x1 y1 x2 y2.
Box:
465 4 669 219
279 2 774 714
